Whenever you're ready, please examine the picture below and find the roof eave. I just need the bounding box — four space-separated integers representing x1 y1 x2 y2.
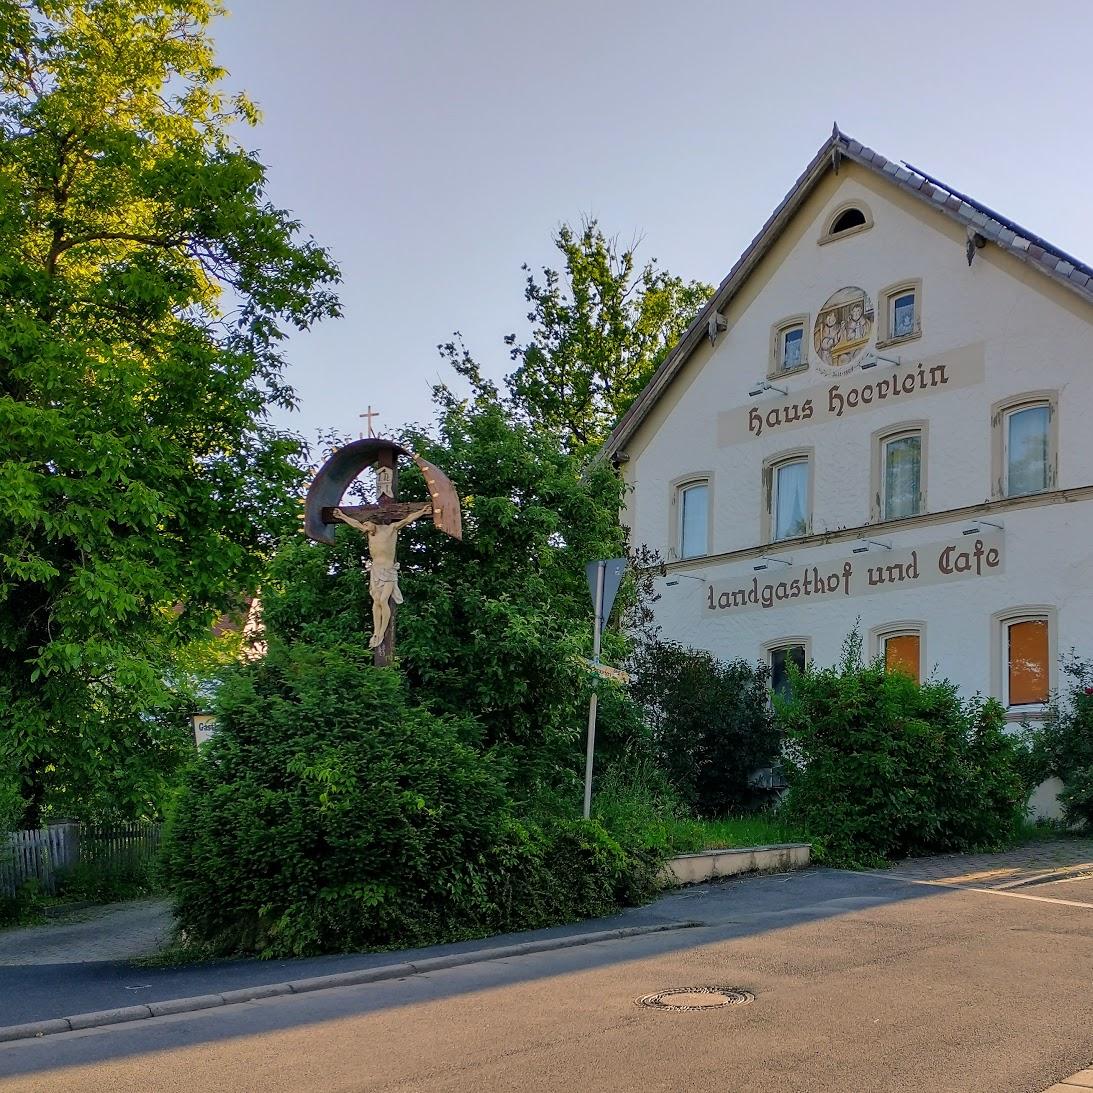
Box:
597 131 840 463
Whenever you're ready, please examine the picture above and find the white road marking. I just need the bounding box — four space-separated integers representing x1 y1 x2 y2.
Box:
858 871 1093 909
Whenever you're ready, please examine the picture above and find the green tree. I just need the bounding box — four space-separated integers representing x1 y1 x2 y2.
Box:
0 1 340 826
503 220 712 452
259 223 710 806
263 375 642 802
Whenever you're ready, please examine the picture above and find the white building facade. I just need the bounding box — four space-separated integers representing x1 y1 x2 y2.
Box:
604 130 1093 792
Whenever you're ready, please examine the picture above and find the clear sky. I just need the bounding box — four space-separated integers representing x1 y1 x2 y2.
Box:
211 0 1093 444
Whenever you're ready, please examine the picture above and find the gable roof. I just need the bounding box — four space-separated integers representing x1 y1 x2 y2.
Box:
599 125 1093 463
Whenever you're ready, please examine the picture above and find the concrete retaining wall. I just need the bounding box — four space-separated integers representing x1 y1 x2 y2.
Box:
660 842 811 887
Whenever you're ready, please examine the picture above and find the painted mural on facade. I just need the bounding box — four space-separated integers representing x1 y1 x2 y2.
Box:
814 285 874 371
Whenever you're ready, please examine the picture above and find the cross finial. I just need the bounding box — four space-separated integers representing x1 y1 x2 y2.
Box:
359 405 380 438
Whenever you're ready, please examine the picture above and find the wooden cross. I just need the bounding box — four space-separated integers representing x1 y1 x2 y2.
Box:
359 405 380 438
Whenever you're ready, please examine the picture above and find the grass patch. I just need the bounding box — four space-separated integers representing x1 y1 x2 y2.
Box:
660 813 810 854
1014 816 1089 843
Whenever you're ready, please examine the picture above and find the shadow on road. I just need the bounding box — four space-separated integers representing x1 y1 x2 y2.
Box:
0 867 960 1079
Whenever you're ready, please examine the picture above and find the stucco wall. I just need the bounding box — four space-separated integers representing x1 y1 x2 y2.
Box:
623 162 1093 806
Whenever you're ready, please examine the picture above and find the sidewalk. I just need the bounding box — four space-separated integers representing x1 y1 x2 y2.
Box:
874 839 1093 890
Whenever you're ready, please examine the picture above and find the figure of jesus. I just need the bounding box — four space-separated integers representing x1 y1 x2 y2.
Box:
333 503 433 648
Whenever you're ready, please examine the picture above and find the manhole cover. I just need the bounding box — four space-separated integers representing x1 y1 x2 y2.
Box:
637 987 754 1011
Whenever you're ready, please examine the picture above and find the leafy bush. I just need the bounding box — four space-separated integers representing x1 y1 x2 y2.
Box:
777 633 1027 868
628 640 778 817
1026 654 1093 830
163 642 660 956
592 753 706 855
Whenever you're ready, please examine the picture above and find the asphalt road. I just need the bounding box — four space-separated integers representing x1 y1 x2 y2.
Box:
0 900 690 1027
0 865 1090 1093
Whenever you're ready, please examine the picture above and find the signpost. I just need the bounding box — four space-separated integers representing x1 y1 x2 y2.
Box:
582 558 626 820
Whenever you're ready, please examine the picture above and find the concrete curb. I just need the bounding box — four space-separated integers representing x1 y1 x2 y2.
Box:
660 843 812 886
999 862 1093 890
0 920 699 1044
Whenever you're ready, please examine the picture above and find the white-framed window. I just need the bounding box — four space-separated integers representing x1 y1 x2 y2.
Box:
878 280 922 346
871 621 926 685
1002 615 1051 708
1004 403 1051 497
781 326 804 370
678 481 709 560
771 458 809 541
890 291 916 338
769 315 809 376
767 642 807 701
880 429 923 521
880 630 921 684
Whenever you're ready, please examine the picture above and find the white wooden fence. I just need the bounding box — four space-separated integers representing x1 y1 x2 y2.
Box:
1 822 163 898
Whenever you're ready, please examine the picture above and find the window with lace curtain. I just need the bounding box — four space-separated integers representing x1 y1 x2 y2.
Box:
872 423 926 523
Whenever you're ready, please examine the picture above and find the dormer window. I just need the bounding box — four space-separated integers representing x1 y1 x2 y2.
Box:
819 201 874 244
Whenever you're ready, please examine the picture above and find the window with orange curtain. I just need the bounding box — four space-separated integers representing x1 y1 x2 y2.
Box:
1007 619 1049 706
883 633 920 683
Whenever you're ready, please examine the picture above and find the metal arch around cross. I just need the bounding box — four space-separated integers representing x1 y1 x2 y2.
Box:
302 438 462 546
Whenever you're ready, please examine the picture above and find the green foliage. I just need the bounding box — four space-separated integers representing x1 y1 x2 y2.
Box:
627 640 778 817
0 1 340 825
592 753 705 855
777 633 1028 867
163 642 661 957
165 217 714 952
684 813 810 852
0 770 23 833
504 219 713 452
1025 654 1093 829
265 385 643 804
52 856 158 904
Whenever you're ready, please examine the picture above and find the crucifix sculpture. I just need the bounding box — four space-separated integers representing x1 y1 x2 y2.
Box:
303 438 462 666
